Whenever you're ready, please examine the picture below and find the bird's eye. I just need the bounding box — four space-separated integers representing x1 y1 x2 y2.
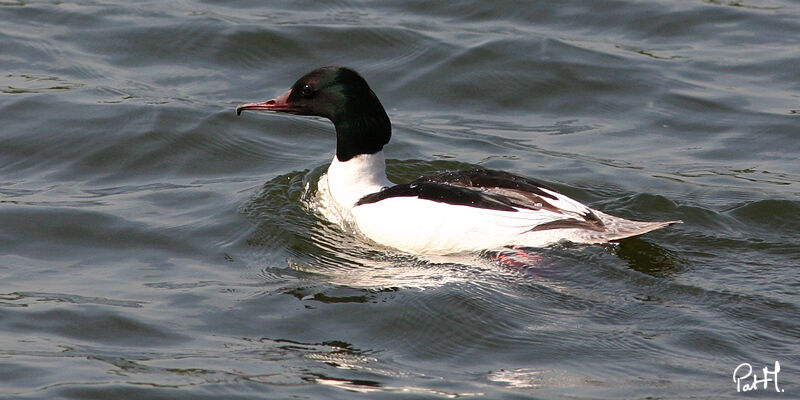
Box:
300 84 314 97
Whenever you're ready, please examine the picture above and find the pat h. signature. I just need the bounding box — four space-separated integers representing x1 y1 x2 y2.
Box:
733 361 784 393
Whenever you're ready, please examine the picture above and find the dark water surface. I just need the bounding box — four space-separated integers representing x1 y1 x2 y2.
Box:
2 1 799 399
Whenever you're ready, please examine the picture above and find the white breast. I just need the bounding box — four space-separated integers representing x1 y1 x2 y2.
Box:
325 153 391 209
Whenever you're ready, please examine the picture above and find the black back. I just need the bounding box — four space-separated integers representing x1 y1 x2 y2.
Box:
356 169 554 212
356 180 520 212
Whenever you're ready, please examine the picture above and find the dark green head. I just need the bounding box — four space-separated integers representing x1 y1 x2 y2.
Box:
237 66 391 161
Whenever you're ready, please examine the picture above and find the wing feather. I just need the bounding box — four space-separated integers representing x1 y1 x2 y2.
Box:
355 168 606 232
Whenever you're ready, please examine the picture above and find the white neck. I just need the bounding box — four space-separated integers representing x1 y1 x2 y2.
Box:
326 152 392 208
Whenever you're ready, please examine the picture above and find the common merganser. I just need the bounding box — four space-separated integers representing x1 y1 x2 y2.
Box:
237 66 681 255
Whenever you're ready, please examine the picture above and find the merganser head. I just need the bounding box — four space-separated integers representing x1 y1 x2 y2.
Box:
237 66 391 162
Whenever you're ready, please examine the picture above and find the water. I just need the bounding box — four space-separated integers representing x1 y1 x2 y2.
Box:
2 1 799 399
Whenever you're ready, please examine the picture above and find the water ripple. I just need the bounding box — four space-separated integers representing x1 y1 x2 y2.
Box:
3 0 799 398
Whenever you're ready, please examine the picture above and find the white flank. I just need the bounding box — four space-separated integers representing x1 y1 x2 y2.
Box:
315 151 680 255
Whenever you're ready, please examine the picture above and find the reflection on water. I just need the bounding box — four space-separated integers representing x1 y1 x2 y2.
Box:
612 239 686 278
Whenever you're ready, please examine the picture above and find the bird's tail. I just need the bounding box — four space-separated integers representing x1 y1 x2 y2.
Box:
586 210 682 242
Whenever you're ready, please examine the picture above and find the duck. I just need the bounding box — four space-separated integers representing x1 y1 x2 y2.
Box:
237 66 681 255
